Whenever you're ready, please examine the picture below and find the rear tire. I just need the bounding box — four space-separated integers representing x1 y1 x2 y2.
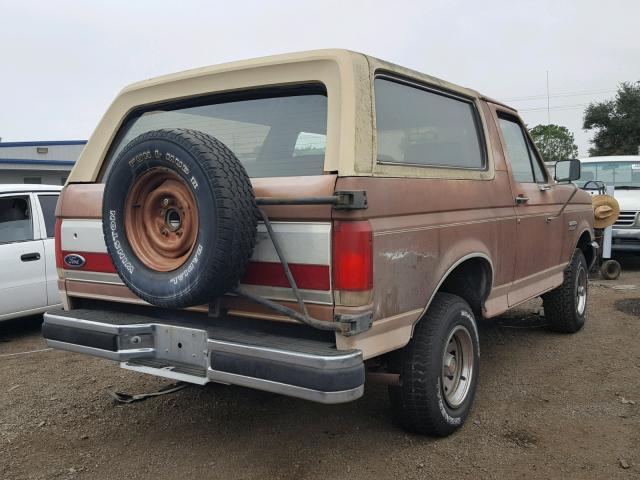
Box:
542 249 588 333
389 293 480 437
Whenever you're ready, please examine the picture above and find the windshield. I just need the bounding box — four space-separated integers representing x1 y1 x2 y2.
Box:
105 85 328 178
578 161 640 188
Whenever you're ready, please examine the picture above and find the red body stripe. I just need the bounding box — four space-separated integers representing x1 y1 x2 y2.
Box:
61 252 330 291
61 251 117 274
242 262 331 291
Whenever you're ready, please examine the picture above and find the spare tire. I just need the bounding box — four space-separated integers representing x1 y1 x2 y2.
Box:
102 128 257 308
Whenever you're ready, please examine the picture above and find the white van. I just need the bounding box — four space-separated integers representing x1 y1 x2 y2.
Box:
578 156 640 252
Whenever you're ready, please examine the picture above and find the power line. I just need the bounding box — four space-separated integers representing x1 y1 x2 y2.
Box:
519 103 589 112
503 88 616 102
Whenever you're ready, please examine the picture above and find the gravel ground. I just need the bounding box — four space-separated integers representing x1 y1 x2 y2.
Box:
1 256 639 480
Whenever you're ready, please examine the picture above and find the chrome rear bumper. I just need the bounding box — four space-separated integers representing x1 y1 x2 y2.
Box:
43 308 364 404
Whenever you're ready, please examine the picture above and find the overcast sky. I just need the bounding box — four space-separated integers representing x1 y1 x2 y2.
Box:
1 0 638 157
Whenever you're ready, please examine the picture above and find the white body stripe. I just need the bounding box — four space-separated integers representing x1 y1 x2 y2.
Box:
61 220 107 253
63 270 123 284
253 222 330 265
60 219 331 265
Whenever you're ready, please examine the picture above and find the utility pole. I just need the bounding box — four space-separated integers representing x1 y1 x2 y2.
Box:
546 70 551 125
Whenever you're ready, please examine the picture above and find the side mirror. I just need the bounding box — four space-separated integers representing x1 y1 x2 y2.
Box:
555 159 581 182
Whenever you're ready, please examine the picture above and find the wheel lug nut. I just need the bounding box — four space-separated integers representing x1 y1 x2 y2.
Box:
162 198 170 207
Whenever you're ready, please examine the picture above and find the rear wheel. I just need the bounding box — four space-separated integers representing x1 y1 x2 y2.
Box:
543 249 588 333
389 293 480 436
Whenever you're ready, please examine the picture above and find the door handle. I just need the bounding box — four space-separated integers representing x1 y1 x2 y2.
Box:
515 195 530 205
20 252 41 262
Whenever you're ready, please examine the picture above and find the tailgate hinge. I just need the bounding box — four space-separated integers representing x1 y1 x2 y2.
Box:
334 190 368 210
335 312 373 336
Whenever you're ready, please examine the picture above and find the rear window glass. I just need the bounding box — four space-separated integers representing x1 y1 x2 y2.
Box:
106 86 328 178
293 132 326 157
375 77 485 169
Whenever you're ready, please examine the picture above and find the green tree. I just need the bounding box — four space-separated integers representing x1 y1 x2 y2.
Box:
583 81 640 156
529 124 578 162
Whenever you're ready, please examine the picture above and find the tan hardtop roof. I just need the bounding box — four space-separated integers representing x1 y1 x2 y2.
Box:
121 48 487 100
69 49 513 182
120 49 360 93
121 48 519 112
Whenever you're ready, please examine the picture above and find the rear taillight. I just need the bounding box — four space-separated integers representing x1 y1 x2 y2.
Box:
332 221 373 291
55 218 63 269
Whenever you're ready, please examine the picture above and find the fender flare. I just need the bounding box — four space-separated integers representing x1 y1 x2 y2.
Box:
574 227 597 270
411 252 494 335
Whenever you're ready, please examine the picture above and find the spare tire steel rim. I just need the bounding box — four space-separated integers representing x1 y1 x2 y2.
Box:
124 168 199 272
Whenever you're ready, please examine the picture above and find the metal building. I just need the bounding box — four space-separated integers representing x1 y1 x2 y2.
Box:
0 140 86 185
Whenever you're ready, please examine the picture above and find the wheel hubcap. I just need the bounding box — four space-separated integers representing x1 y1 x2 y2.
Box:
441 325 474 409
576 266 587 316
165 208 182 232
124 168 199 272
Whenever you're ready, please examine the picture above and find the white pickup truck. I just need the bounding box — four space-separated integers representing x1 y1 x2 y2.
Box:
578 156 640 252
0 184 62 321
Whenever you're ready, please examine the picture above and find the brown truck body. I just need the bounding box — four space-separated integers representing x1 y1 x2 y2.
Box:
44 50 594 428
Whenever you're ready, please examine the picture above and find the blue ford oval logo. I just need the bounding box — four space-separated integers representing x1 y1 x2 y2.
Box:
63 254 86 268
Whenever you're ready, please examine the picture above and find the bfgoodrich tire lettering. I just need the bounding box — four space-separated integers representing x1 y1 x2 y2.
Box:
389 292 480 436
102 129 257 308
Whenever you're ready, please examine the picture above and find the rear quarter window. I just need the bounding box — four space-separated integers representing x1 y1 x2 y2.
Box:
374 77 485 169
37 194 59 238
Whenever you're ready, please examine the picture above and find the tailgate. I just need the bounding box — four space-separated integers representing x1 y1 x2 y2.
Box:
56 176 337 321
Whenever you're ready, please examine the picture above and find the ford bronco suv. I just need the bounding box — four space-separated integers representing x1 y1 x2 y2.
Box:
43 50 595 436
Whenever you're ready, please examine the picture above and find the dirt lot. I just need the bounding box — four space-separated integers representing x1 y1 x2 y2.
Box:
1 257 639 480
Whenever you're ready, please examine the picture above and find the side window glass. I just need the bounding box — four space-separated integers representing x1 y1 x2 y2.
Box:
37 194 59 238
527 140 547 183
498 117 535 183
0 196 33 244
